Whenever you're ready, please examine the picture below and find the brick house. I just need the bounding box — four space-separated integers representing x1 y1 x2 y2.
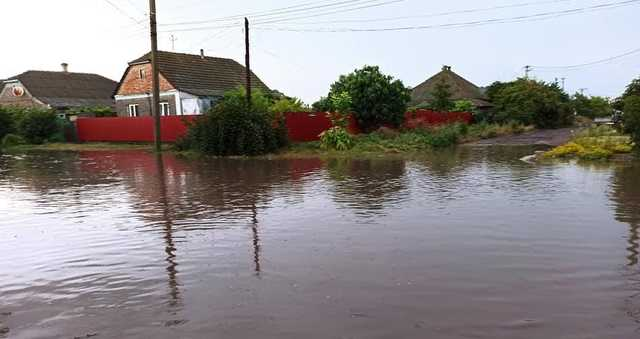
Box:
411 65 492 110
0 64 117 113
114 50 270 117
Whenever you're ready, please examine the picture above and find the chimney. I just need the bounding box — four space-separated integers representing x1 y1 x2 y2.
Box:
442 65 451 72
200 49 205 59
61 63 69 72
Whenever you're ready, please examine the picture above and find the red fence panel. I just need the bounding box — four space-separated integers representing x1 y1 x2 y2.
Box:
284 112 359 142
76 116 196 143
404 110 473 129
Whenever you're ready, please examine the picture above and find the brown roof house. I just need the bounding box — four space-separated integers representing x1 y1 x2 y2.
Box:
114 50 270 117
0 64 118 112
411 66 492 109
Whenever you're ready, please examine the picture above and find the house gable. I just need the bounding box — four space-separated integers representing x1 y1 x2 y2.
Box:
0 80 46 108
116 62 175 96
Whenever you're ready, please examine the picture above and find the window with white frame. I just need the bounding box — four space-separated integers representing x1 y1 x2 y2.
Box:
128 104 139 117
160 102 170 116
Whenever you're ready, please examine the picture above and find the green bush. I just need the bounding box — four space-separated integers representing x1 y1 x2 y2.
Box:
571 93 612 119
16 108 60 144
451 100 476 113
179 88 288 156
270 97 308 114
623 95 640 146
0 106 13 140
1 133 25 147
490 78 573 128
320 92 355 151
324 65 411 131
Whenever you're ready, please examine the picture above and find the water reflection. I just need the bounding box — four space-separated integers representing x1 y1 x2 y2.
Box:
325 158 409 216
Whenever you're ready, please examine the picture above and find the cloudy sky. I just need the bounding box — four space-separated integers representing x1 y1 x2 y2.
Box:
2 0 638 103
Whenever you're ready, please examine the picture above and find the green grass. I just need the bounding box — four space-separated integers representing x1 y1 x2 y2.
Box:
1 142 166 152
285 123 530 157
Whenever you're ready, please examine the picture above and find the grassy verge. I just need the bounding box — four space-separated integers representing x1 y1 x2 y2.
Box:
284 123 531 157
543 125 634 160
1 142 168 152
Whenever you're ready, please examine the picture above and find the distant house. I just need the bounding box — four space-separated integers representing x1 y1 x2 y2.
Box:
114 50 270 117
411 66 492 110
0 64 118 114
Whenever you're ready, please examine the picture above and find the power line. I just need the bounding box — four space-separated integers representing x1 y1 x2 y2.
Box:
531 47 640 70
159 0 399 26
102 0 145 25
251 0 405 26
253 0 639 32
275 0 581 25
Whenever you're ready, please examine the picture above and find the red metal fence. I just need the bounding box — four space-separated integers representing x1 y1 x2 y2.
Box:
76 111 472 143
76 116 196 143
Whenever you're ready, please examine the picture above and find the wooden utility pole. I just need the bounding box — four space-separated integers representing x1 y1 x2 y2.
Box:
245 17 252 110
149 0 162 152
524 65 532 79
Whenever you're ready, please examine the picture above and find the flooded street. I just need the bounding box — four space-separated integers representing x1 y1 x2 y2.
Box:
1 148 639 338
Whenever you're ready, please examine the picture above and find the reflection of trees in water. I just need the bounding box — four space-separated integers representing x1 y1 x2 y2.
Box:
325 158 408 216
610 161 640 325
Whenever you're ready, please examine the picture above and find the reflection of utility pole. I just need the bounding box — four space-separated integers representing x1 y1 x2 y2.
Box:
155 153 181 308
251 202 261 276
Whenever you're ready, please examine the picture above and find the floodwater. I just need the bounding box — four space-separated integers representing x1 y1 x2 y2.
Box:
0 148 639 339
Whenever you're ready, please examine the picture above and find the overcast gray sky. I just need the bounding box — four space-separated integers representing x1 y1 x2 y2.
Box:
2 0 638 103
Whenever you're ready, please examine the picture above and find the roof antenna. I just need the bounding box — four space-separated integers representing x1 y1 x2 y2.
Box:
200 49 205 59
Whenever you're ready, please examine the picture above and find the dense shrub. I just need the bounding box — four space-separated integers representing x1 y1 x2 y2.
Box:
320 92 355 151
270 97 308 114
0 106 13 140
544 125 633 160
16 108 60 144
623 95 640 146
571 93 612 119
68 106 117 117
1 133 25 147
451 100 476 113
178 88 288 156
490 78 573 128
323 65 411 131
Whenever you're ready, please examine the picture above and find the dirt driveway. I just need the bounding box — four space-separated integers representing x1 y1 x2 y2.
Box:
467 128 577 147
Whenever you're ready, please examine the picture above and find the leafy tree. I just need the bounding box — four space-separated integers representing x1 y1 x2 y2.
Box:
623 95 640 146
270 97 308 114
311 96 332 112
320 92 355 151
0 106 13 140
613 77 640 110
430 79 454 112
572 93 613 119
490 78 573 128
485 81 510 102
326 65 410 131
177 87 287 155
451 100 476 113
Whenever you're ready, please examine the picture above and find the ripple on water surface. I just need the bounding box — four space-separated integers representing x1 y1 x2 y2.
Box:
0 148 639 338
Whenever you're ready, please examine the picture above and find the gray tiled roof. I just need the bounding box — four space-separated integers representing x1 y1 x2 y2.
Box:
7 71 117 108
128 51 270 96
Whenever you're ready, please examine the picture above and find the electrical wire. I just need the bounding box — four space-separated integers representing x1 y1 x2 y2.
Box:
102 0 145 25
274 0 582 25
531 47 640 70
159 0 399 26
253 0 639 32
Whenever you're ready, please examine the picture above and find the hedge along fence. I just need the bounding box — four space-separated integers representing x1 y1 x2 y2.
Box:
76 111 471 143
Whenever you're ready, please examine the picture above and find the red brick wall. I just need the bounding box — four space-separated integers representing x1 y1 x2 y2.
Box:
116 63 174 95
